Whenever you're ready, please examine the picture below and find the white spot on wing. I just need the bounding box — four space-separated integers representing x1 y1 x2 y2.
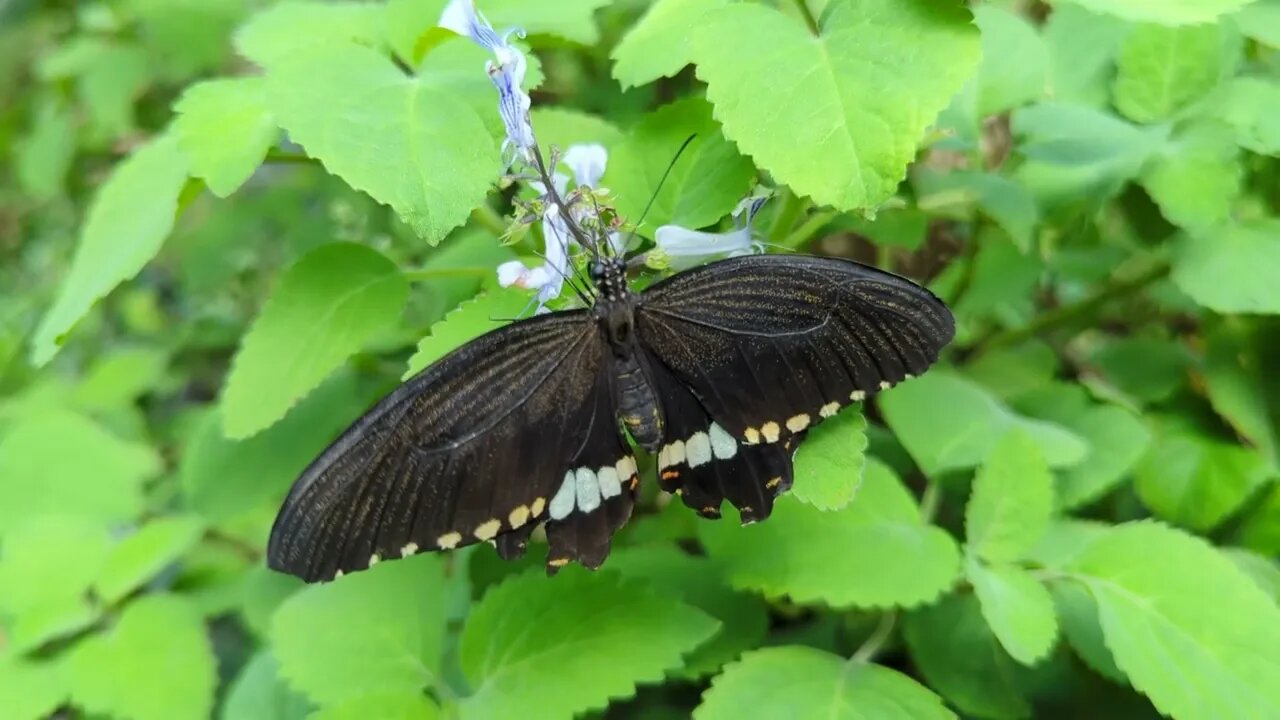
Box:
437 532 462 549
575 467 601 513
597 465 622 498
686 431 712 467
820 402 839 418
761 421 781 443
550 471 576 519
786 413 811 433
368 553 380 567
530 496 546 517
659 440 686 469
709 423 738 460
851 390 866 402
878 380 891 390
615 456 637 481
474 519 501 541
400 542 418 557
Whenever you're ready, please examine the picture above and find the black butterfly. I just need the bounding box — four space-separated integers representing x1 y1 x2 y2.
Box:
268 253 954 582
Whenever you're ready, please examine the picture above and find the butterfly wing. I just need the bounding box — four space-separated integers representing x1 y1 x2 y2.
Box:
267 310 638 582
636 254 953 517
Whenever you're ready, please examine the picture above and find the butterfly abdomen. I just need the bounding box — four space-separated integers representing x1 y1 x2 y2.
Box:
612 352 663 452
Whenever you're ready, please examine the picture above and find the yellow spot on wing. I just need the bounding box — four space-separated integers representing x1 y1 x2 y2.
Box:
548 557 570 568
761 422 781 443
820 402 839 418
508 505 530 528
474 519 501 541
530 497 546 517
786 413 811 433
744 427 761 445
400 542 418 557
437 532 462 549
766 476 782 489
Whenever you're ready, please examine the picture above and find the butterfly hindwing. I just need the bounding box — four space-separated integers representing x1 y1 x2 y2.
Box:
267 310 612 582
636 255 953 507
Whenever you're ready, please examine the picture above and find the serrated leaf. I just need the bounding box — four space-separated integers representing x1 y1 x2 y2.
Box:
181 373 372 521
69 595 216 720
265 42 497 242
1055 0 1254 25
1173 219 1280 315
1051 581 1128 684
696 646 954 720
458 568 719 720
403 288 532 379
904 592 1031 719
310 693 439 720
0 515 112 617
30 134 190 365
221 652 313 720
0 656 66 720
605 97 755 236
1141 122 1241 230
791 407 867 510
689 0 978 211
608 545 769 678
1113 22 1227 123
611 0 726 89
880 369 1088 477
965 558 1058 666
271 555 448 705
966 430 1054 563
1222 548 1280 602
0 410 160 533
240 565 306 639
173 77 277 198
973 6 1047 115
529 107 623 151
235 1 386 68
1025 519 1111 570
1053 405 1151 510
1043 5 1129 107
95 515 206 603
1134 422 1272 532
699 459 960 608
1213 76 1280 167
223 243 408 438
1066 521 1280 720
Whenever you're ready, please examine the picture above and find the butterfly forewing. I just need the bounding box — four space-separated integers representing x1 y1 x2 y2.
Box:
637 254 953 470
267 310 611 582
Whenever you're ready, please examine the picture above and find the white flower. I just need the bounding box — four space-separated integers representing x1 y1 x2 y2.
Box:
439 0 534 162
654 195 769 268
562 144 607 189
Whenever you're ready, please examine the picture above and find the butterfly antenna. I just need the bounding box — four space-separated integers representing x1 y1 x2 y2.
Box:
620 133 697 254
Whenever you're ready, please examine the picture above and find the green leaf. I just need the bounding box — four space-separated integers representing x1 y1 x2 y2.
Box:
72 346 170 411
966 430 1055 564
1015 102 1165 168
880 370 1089 477
15 97 76 201
951 229 1043 319
965 558 1058 666
95 515 206 603
1237 485 1280 556
1141 122 1241 230
69 595 216 720
973 6 1047 115
271 555 448 705
690 0 978 211
1113 22 1227 123
611 0 726 89
528 107 623 151
1051 581 1127 683
173 77 277 198
181 373 372 521
605 97 755 236
1054 406 1151 510
699 459 960 608
415 36 546 145
0 410 160 533
0 515 112 618
234 1 386 68
1222 547 1280 603
1066 521 1280 720
917 171 1040 252
240 565 306 639
836 207 929 250
1212 76 1280 156
30 134 190 365
791 407 867 510
404 288 532 379
1204 323 1278 467
458 568 719 720
221 652 313 720
1055 0 1254 24
608 545 769 678
131 0 245 78
1233 0 1280 46
1043 5 1129 107
0 656 66 720
265 42 497 242
1134 422 1272 532
310 693 439 720
904 592 1031 719
1086 337 1191 404
696 646 954 720
479 0 615 45
1173 218 1280 315
223 243 408 438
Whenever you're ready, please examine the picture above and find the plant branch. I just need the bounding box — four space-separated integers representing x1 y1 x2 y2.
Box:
978 259 1173 351
851 612 898 663
791 0 821 34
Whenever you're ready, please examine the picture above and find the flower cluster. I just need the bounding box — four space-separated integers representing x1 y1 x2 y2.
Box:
439 0 765 310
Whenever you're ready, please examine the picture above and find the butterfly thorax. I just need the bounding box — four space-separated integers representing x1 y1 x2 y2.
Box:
590 258 664 451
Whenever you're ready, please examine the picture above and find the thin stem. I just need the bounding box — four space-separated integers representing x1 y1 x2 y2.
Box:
919 479 942 524
402 266 491 282
979 260 1172 350
791 0 820 34
851 612 897 664
779 209 837 250
767 189 807 246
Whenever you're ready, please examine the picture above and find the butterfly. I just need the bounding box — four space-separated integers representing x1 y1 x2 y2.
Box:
267 252 954 582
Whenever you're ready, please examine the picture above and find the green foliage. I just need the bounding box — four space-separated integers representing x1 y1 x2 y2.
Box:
4 1 1279 718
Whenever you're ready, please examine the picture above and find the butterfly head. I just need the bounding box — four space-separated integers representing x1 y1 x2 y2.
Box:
589 257 629 302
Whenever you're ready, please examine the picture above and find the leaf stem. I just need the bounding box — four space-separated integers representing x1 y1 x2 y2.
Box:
851 612 897 663
767 189 807 246
791 0 821 34
918 478 942 524
779 209 837 250
978 259 1173 351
